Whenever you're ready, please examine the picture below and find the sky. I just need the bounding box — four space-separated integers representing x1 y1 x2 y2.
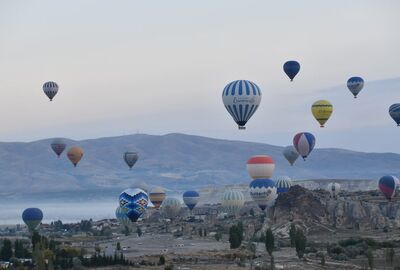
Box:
0 0 400 152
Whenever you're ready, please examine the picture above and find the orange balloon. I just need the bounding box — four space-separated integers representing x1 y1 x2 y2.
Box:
67 146 84 167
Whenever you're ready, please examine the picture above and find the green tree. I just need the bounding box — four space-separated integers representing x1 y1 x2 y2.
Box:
14 239 24 258
214 232 222 241
367 249 374 270
321 253 325 266
136 227 143 237
229 224 242 249
158 255 166 265
265 228 275 270
295 229 306 259
289 223 297 247
32 231 41 249
385 248 395 266
0 239 13 261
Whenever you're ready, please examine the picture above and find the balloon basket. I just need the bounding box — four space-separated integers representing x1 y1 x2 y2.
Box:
238 126 246 130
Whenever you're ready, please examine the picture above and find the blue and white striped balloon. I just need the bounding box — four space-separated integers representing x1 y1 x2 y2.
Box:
249 179 277 211
275 176 292 194
347 77 364 98
221 189 245 214
389 104 400 126
183 190 200 211
222 80 262 130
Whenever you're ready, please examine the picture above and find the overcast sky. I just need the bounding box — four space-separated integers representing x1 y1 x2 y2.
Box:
0 0 399 152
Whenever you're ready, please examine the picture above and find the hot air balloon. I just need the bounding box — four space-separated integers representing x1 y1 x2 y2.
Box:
51 138 66 158
283 61 300 81
389 104 400 126
115 206 132 228
161 198 181 219
67 146 84 167
119 188 149 222
43 81 59 101
183 191 200 211
275 176 292 194
379 175 398 201
222 80 262 130
221 189 245 214
124 151 138 169
283 146 299 166
249 179 277 211
247 155 275 179
311 100 333 127
347 77 364 98
149 187 166 209
327 183 341 199
22 208 43 231
293 132 316 160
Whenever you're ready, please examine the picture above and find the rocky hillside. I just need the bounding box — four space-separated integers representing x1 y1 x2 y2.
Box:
269 185 400 234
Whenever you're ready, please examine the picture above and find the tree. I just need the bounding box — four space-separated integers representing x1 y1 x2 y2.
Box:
295 229 306 259
214 232 222 241
249 208 255 217
0 239 13 261
136 227 143 237
320 253 325 266
265 228 275 270
289 223 297 247
32 231 41 249
385 248 395 266
229 225 242 249
14 239 25 258
248 241 256 270
367 250 374 270
158 255 166 265
116 242 121 251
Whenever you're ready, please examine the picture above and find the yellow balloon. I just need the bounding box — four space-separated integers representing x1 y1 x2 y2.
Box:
311 100 333 127
67 146 84 167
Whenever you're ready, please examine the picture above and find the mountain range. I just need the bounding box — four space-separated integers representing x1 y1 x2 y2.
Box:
0 133 399 196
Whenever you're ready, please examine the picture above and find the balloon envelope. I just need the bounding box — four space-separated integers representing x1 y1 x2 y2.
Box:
293 132 316 160
389 104 400 126
275 176 292 194
149 187 166 209
222 80 262 129
379 175 398 201
124 152 139 169
283 61 300 81
221 189 245 214
43 81 59 101
51 138 66 157
249 179 277 210
67 146 84 167
183 190 200 210
327 183 341 199
119 188 149 222
283 146 299 166
22 208 43 231
347 77 364 98
311 100 333 127
246 155 275 179
161 198 181 219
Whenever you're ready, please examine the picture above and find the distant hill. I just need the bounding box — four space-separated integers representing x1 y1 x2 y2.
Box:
0 133 399 195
